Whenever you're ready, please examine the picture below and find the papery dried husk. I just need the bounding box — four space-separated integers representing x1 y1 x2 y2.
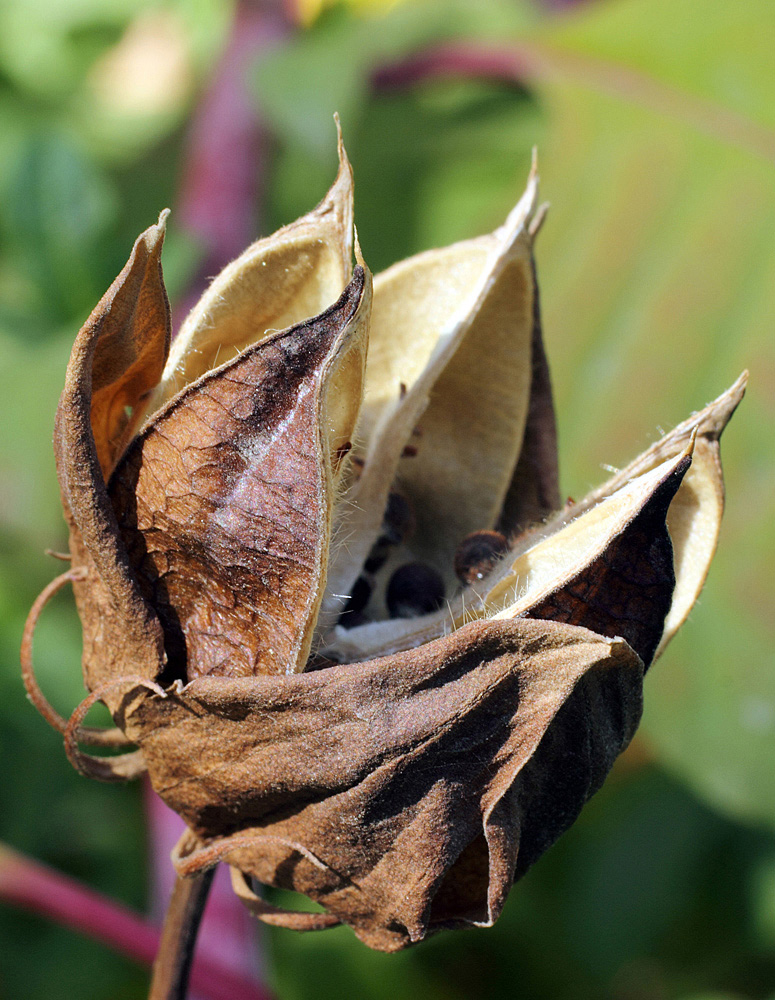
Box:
109 267 371 679
136 126 354 428
559 374 746 658
118 617 642 952
54 215 171 691
497 251 560 535
325 446 689 665
324 167 542 615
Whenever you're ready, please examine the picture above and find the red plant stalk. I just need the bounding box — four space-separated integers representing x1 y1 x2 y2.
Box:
172 0 291 326
0 842 272 1000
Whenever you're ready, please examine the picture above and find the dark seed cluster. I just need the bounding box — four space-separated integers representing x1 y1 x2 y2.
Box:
338 494 514 629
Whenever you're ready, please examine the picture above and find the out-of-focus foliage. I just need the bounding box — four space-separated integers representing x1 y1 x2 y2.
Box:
1 0 773 997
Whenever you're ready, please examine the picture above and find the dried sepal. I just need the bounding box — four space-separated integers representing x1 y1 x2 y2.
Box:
54 217 170 692
109 268 371 679
229 866 340 931
119 617 642 952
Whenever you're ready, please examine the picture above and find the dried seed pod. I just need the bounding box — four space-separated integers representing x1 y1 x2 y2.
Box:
24 134 745 955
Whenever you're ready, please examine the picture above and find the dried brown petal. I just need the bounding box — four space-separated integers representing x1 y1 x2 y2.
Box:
54 216 171 691
120 617 642 951
109 268 371 679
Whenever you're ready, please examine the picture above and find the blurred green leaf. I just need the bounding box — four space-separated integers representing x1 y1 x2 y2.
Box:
253 0 537 156
522 0 775 831
0 131 116 327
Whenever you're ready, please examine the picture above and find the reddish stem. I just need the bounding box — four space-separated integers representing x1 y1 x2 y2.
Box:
173 0 291 328
371 42 534 92
0 843 273 1000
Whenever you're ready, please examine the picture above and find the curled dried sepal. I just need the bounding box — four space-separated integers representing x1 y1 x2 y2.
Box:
21 569 131 746
120 618 642 952
110 268 371 679
54 217 170 692
229 867 340 931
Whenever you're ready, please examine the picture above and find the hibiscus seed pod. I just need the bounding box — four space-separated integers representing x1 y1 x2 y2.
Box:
21 125 747 955
454 529 510 585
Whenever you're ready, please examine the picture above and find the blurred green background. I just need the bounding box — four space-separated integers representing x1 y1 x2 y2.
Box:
0 0 773 997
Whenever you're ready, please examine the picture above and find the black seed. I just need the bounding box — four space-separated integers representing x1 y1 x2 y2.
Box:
387 562 446 618
342 575 371 616
364 541 390 574
454 530 510 585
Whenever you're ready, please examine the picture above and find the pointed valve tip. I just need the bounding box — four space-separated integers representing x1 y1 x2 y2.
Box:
499 151 541 245
353 225 368 270
682 425 699 461
136 208 170 259
696 370 749 441
332 112 352 183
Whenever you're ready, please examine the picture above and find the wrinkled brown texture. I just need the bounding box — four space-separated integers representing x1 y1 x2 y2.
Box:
54 216 170 691
110 271 369 680
119 618 642 951
526 455 688 666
